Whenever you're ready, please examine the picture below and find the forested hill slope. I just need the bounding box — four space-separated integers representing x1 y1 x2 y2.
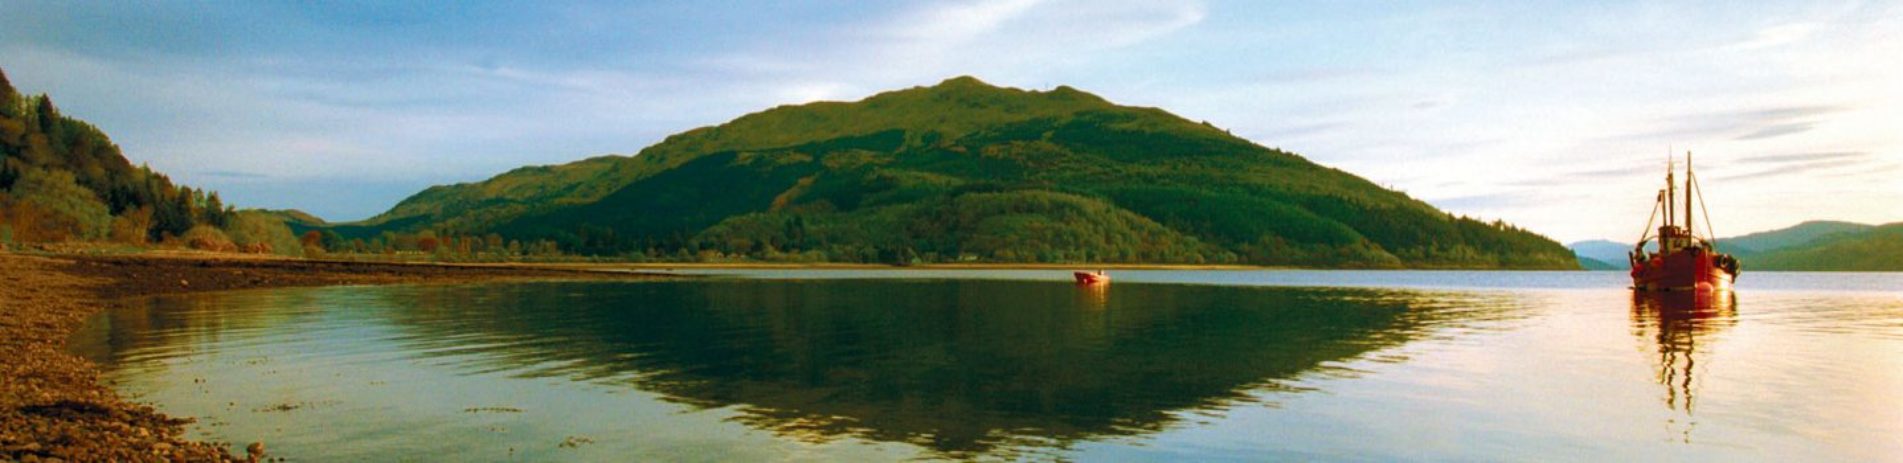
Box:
1716 220 1873 254
1748 222 1903 271
0 66 302 254
347 76 1577 268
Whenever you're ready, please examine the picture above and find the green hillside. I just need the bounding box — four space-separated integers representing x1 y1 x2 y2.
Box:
358 77 1574 268
1717 220 1873 254
1577 256 1621 270
351 155 639 233
0 65 300 255
1752 222 1903 271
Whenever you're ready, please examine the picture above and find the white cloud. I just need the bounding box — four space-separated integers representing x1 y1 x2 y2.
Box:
880 0 1046 42
1725 22 1821 51
702 0 1207 102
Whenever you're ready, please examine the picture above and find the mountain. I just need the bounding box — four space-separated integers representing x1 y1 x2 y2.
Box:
1716 220 1873 254
1569 239 1631 270
348 155 640 234
0 65 299 254
1576 256 1621 270
1572 220 1897 272
342 76 1575 268
1751 222 1903 271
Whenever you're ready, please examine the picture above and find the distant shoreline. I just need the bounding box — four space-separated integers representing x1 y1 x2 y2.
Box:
511 261 1605 272
548 261 1277 271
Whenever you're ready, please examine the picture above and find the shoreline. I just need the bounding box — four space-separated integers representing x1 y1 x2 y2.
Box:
558 261 1277 271
534 262 1595 272
0 251 672 461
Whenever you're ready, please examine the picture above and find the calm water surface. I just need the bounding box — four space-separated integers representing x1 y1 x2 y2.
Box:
69 271 1903 461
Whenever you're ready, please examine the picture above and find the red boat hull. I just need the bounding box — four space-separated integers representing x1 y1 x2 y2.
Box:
1631 247 1734 292
1074 272 1109 285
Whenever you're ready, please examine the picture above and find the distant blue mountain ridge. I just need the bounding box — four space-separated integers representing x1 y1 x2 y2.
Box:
1569 220 1883 270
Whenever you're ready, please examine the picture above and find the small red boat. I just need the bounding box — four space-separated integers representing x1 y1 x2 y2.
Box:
1630 153 1739 292
1074 270 1109 285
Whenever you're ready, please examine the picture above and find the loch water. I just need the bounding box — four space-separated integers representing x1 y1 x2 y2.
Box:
69 270 1903 461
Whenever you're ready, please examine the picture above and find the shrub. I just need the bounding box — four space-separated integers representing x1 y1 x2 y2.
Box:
222 210 303 257
7 167 110 240
181 225 236 252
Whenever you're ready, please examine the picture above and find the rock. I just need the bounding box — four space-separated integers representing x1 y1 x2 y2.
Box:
247 441 266 458
153 442 173 451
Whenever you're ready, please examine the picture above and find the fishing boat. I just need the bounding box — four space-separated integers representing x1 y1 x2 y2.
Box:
1630 153 1739 292
1074 270 1109 285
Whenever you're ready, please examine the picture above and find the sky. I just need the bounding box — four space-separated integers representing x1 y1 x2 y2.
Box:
2 1 1899 243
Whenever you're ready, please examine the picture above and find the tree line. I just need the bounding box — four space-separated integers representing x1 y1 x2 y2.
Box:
0 66 288 252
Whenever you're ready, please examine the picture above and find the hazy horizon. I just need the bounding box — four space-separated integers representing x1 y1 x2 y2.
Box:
4 1 1898 243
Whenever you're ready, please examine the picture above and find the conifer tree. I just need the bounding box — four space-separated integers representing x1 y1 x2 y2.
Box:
34 95 61 137
0 66 19 118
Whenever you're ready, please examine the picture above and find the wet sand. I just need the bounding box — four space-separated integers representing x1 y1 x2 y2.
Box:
0 252 670 462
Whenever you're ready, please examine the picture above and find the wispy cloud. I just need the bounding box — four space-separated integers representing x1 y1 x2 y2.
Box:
1254 121 1347 140
1724 22 1821 51
883 0 1046 42
1429 192 1529 211
1611 105 1847 142
1739 151 1867 163
1251 67 1389 85
1735 105 1843 121
199 170 270 179
1718 158 1865 181
1572 164 1659 179
700 0 1207 102
1734 121 1817 140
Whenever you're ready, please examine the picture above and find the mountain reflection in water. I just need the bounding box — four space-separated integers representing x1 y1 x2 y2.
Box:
370 281 1516 456
76 280 1524 458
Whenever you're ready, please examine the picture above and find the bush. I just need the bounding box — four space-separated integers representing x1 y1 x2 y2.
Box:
7 167 111 240
109 206 153 244
223 210 303 257
181 225 236 252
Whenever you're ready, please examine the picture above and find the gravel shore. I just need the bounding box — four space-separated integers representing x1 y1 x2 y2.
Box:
0 252 668 462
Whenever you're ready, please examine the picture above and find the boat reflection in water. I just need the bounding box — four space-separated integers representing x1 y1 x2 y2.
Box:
1073 281 1110 309
1630 290 1738 442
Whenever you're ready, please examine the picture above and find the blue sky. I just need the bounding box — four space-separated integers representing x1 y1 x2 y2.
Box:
3 1 1898 243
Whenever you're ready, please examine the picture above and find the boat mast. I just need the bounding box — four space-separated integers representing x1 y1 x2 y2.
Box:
1665 157 1676 234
